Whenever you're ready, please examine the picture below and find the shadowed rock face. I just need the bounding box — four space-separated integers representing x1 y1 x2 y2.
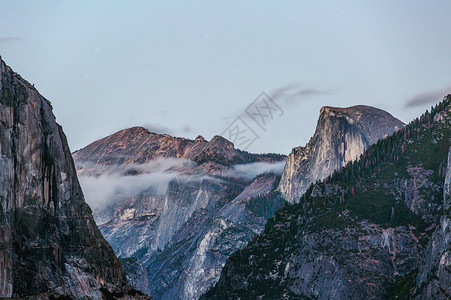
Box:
415 146 451 299
0 57 149 298
279 105 405 203
121 257 152 296
444 146 451 213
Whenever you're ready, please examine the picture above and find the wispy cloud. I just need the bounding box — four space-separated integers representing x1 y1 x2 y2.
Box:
181 125 193 134
141 123 176 135
221 83 331 123
79 170 175 209
77 157 197 209
141 123 194 136
232 160 286 180
404 84 451 108
0 37 20 43
270 83 331 107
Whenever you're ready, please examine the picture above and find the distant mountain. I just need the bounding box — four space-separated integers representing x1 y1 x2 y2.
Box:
73 126 282 168
279 105 405 203
73 104 408 300
0 57 150 298
73 129 286 299
203 96 451 299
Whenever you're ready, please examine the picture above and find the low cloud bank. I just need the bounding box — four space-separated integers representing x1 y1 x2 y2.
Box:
77 157 286 210
77 157 197 210
79 171 177 209
233 160 286 180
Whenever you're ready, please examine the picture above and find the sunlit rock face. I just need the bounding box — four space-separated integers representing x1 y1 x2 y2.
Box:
0 57 149 299
73 128 286 300
73 126 277 168
279 105 404 203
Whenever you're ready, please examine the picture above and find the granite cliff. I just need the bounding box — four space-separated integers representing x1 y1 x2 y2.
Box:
279 105 404 203
414 145 451 299
0 57 150 299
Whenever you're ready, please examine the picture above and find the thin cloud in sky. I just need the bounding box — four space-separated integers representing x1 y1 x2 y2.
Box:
404 84 451 108
141 123 194 136
181 125 193 134
221 83 331 123
142 123 176 135
0 37 20 43
270 83 331 107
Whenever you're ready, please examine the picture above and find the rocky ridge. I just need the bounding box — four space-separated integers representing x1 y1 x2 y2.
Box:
73 126 281 168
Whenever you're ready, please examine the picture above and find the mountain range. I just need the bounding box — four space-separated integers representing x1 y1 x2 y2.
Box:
1 55 449 300
72 102 405 299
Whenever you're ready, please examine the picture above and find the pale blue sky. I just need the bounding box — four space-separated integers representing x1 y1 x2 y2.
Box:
1 1 451 154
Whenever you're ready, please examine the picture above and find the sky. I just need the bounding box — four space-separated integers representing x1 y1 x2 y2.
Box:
1 1 451 155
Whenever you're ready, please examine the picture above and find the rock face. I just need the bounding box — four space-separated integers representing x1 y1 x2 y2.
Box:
147 174 283 300
444 146 451 213
414 146 451 299
204 96 451 299
73 129 286 300
279 105 404 202
206 217 422 299
0 57 148 298
121 257 152 296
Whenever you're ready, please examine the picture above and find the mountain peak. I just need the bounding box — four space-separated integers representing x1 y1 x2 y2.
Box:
74 127 282 169
210 135 234 149
207 96 451 300
320 105 396 118
195 135 207 142
120 126 152 135
279 105 404 202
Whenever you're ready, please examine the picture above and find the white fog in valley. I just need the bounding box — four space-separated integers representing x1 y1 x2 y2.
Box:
232 160 287 180
77 157 285 210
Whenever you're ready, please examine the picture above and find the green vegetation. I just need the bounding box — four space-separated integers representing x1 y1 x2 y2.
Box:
245 176 287 219
203 95 451 299
384 271 418 300
298 95 451 231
